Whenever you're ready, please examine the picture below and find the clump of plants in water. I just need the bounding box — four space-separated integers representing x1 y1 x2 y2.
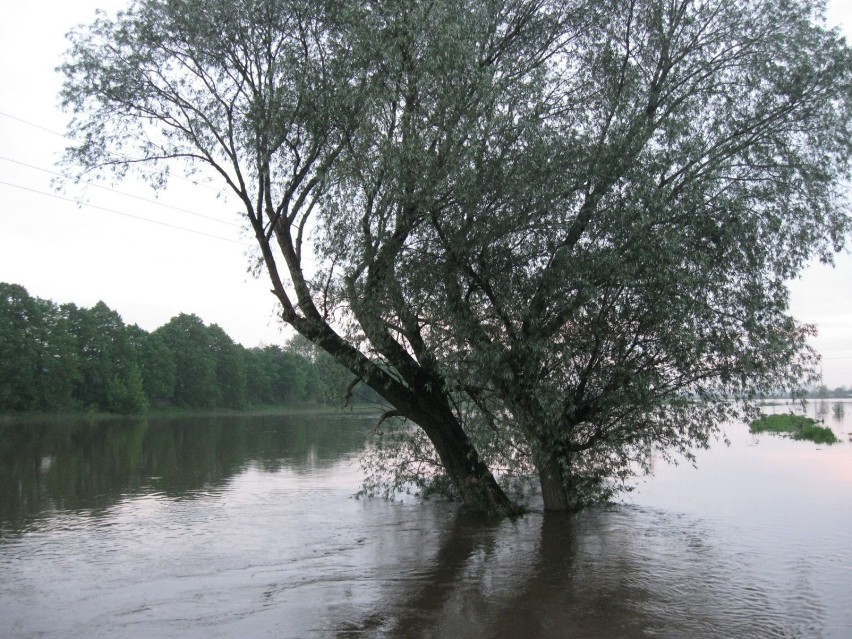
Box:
749 414 839 445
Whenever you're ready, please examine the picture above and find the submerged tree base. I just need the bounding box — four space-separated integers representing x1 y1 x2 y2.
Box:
749 414 839 445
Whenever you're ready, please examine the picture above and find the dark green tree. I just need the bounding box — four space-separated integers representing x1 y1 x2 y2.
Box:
64 301 147 413
242 347 274 406
0 283 47 411
207 323 248 408
154 314 219 408
254 343 327 404
38 303 81 411
0 283 79 411
284 334 354 405
127 324 177 405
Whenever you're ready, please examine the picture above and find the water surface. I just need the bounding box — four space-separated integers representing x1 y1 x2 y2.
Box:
1 404 850 637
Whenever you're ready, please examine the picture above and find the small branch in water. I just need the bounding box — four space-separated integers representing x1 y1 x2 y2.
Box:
376 409 403 430
343 377 360 408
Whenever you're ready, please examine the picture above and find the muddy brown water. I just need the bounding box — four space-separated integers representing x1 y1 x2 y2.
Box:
1 403 850 638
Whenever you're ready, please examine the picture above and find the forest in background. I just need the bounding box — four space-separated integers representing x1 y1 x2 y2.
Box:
0 282 377 414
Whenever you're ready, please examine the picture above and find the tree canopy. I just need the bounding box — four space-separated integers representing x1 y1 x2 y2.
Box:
60 0 852 512
341 0 852 509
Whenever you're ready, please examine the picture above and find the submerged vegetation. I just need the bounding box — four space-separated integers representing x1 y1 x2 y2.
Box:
749 414 839 445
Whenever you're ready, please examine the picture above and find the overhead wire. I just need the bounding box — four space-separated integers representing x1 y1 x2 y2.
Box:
0 110 67 138
0 179 248 245
0 155 242 228
0 109 249 244
0 109 220 192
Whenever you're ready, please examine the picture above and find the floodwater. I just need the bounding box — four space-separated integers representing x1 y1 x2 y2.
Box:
1 403 850 638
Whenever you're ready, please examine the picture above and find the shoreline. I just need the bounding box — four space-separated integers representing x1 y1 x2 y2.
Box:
0 403 384 425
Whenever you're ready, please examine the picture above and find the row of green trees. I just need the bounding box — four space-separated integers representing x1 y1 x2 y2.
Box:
0 282 368 413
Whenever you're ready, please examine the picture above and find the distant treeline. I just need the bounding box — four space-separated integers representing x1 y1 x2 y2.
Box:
0 282 378 414
761 385 852 400
803 386 852 399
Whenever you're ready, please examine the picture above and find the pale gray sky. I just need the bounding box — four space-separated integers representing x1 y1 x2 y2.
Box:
1 1 850 386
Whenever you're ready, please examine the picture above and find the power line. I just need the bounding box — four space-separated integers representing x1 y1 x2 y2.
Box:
0 109 219 192
0 155 242 228
0 179 248 245
0 110 67 138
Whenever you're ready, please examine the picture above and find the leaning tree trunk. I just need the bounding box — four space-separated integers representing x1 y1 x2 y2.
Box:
253 213 518 515
406 386 522 516
294 317 520 516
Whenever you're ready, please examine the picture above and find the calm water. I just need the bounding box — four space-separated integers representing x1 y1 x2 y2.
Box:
1 403 851 638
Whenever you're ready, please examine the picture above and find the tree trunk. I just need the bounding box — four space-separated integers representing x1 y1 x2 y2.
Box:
535 451 580 512
412 394 523 517
293 318 520 516
513 400 582 512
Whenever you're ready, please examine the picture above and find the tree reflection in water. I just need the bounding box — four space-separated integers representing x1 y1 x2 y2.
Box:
0 414 370 533
335 506 826 638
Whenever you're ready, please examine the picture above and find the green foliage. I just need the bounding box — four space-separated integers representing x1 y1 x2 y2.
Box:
246 344 311 404
58 0 852 512
750 413 839 445
0 283 46 411
0 283 342 415
357 419 454 501
281 334 385 406
36 311 80 411
328 0 852 508
207 324 248 409
128 325 177 402
154 314 220 408
63 301 148 414
0 283 79 411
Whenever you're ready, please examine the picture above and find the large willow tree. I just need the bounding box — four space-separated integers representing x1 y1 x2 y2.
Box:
62 0 851 512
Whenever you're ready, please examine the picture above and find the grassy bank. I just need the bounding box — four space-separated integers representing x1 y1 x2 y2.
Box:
0 403 383 425
749 413 839 445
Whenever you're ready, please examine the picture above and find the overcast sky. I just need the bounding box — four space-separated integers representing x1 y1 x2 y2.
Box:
1 1 851 386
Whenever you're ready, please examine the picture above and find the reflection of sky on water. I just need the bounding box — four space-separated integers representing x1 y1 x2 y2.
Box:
629 406 852 639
